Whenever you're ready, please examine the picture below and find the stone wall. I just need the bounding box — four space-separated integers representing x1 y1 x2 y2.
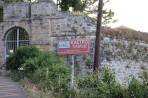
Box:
31 1 57 19
100 36 148 83
0 22 4 65
0 21 30 64
49 11 148 83
2 1 59 47
3 3 30 21
56 35 148 83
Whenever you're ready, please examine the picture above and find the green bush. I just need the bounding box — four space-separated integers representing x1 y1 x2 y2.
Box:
33 65 70 95
22 51 64 75
75 73 101 98
75 67 148 98
7 48 70 97
22 51 70 97
75 67 124 98
124 76 148 98
6 46 40 71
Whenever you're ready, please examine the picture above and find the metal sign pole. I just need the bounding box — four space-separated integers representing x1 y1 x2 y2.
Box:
70 55 74 97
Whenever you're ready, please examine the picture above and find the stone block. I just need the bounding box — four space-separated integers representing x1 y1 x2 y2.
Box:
3 3 29 21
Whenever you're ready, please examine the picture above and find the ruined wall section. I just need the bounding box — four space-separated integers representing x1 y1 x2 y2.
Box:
3 1 57 21
2 1 60 51
30 1 60 50
2 1 96 52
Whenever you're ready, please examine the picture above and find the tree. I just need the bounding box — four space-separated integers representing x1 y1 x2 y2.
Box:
84 0 116 25
93 0 103 72
59 0 70 11
71 0 84 11
103 9 115 24
0 6 3 21
59 0 84 11
59 0 115 24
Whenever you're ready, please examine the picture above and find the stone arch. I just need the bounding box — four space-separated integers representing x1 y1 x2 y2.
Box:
3 24 30 41
4 27 30 60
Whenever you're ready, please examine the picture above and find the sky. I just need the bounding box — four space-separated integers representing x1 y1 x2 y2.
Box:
106 0 148 32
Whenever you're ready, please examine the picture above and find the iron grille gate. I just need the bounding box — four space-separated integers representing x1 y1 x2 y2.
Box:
5 27 29 59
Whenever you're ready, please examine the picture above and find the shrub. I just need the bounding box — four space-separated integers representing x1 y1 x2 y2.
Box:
124 73 148 98
124 77 148 98
75 67 124 98
22 51 70 97
100 67 124 98
22 51 64 76
75 73 102 98
33 65 70 96
6 46 40 71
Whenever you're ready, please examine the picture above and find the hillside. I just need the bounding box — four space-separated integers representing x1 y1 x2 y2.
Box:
101 26 148 42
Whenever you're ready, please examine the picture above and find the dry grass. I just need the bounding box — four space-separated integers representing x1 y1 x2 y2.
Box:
101 26 148 42
20 78 55 98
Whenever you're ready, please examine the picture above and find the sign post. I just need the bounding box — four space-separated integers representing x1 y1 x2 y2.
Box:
70 54 74 97
57 39 89 97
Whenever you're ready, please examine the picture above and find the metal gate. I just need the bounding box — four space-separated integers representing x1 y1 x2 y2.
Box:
5 27 29 59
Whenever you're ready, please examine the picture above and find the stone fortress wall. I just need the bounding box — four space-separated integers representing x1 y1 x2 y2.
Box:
0 1 147 82
0 0 96 63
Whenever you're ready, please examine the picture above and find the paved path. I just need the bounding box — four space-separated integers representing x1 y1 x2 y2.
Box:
0 76 27 98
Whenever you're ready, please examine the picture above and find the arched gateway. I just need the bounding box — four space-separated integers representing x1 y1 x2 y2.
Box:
5 27 29 60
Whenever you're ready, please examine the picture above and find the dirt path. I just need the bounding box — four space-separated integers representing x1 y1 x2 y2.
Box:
0 76 27 98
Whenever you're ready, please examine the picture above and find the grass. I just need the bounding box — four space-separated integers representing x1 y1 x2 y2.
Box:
20 78 55 98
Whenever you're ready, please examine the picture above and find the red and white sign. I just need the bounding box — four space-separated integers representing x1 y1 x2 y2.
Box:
57 39 89 55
